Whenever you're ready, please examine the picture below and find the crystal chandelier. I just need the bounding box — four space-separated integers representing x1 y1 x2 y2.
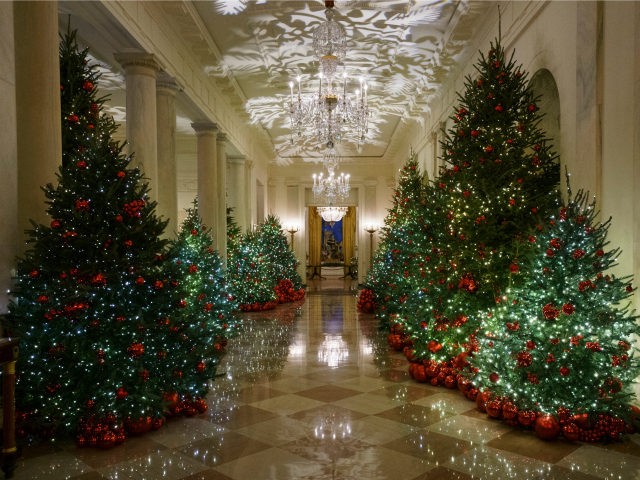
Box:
317 206 348 224
287 2 370 149
312 164 350 204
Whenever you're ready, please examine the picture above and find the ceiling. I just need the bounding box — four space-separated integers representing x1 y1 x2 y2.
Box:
59 1 496 165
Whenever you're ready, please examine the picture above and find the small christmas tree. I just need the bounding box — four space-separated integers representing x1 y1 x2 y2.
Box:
7 31 171 445
226 206 242 254
256 215 305 303
162 200 238 415
472 187 639 441
404 39 560 377
227 230 278 311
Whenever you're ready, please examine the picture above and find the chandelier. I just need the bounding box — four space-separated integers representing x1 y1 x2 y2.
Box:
312 163 350 204
317 206 348 224
287 2 370 149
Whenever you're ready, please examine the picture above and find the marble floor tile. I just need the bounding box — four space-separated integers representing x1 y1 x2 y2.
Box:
212 447 328 480
72 435 168 469
426 413 514 445
375 402 457 428
236 384 287 404
97 450 210 480
443 444 557 479
147 417 227 449
177 431 271 467
11 451 93 480
486 429 581 464
383 431 472 465
333 391 411 415
556 444 640 479
213 404 279 430
235 416 310 446
249 393 326 416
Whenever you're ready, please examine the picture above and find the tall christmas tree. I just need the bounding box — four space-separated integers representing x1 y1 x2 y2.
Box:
7 31 171 446
404 40 560 377
162 200 238 415
471 187 639 441
362 156 426 324
256 215 305 303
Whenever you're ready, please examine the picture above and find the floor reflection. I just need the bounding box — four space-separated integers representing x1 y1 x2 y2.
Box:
10 291 640 480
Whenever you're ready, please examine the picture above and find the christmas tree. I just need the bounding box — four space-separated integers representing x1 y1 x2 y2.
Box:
162 200 238 415
7 31 171 446
362 156 426 324
256 215 305 303
403 40 560 376
471 187 639 441
226 206 242 254
227 230 278 311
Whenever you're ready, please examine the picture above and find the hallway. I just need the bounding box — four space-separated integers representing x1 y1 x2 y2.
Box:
11 292 640 480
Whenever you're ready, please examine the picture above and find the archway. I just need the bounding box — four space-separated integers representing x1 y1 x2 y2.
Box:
529 68 561 182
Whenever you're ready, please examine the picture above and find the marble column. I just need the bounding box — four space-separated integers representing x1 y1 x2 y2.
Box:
14 1 61 247
227 155 247 232
575 2 602 198
192 122 218 237
156 74 179 237
114 52 161 201
216 133 228 263
245 159 255 229
1 2 18 313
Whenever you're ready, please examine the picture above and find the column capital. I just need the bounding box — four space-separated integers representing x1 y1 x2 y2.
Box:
217 132 228 143
227 155 246 165
114 51 161 75
245 159 255 170
191 121 218 135
156 72 181 95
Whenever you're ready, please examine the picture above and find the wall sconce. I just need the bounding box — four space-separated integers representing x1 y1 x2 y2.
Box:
364 225 378 269
285 224 299 249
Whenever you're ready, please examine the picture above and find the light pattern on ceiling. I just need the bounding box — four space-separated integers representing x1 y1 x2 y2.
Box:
194 0 491 162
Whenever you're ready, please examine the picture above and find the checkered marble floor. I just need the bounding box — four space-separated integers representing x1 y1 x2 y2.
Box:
11 291 640 480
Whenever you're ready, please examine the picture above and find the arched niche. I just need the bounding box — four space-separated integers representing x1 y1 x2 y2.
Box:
529 68 562 185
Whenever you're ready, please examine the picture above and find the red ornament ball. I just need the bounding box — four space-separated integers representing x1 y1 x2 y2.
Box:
116 387 128 400
562 422 580 441
125 416 152 435
476 390 492 413
535 415 560 440
151 417 165 430
502 402 518 420
444 375 456 389
97 431 117 449
486 399 503 419
194 398 208 414
518 410 537 427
